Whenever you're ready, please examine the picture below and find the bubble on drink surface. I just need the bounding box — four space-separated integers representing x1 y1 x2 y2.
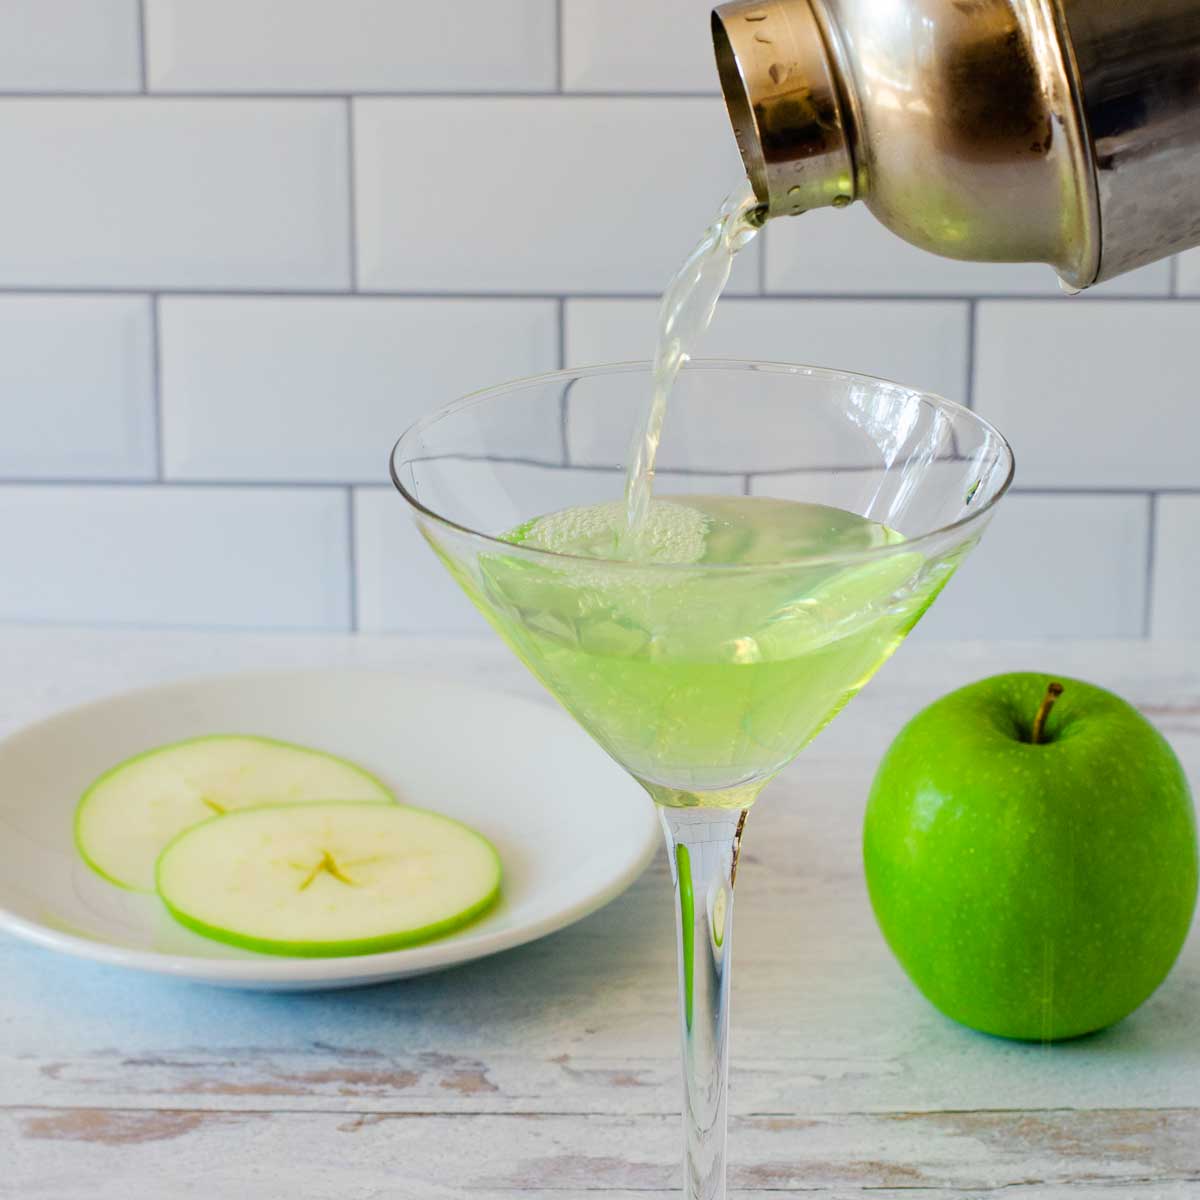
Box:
510 500 712 565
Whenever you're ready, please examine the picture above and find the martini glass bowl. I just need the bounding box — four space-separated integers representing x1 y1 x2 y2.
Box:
391 360 1013 1199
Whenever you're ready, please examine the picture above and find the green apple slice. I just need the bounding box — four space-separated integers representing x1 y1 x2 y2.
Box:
155 802 502 957
76 735 394 892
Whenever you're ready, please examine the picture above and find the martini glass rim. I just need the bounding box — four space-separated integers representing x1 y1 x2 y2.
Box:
390 357 1015 574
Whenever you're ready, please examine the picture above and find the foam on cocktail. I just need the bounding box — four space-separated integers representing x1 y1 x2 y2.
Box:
511 499 711 564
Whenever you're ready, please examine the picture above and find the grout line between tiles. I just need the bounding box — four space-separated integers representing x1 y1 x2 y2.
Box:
555 0 565 92
0 285 1189 302
345 99 359 291
150 294 164 479
1006 486 1195 497
0 616 367 635
559 405 571 464
346 487 359 633
963 299 977 409
0 478 362 490
0 88 721 100
5 475 1197 496
1143 492 1159 638
696 290 1195 303
556 299 570 464
136 0 148 92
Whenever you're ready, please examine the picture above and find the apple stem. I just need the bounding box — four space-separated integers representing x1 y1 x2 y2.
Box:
1031 681 1064 744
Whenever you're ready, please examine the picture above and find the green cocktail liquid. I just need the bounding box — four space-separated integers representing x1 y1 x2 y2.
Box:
459 494 952 808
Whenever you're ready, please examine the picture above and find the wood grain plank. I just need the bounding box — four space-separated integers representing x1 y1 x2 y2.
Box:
8 1107 1199 1197
6 769 1198 1116
4 630 1200 1200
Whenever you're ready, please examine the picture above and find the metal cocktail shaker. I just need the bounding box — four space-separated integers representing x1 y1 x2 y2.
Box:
712 0 1200 287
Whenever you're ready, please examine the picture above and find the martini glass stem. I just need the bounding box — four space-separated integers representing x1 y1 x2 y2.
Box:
660 806 748 1200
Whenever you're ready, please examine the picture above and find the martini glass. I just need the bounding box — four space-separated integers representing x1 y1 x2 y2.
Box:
391 360 1013 1198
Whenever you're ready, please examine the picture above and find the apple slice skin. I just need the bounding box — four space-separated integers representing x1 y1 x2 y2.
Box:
75 734 395 893
155 801 502 958
159 882 500 959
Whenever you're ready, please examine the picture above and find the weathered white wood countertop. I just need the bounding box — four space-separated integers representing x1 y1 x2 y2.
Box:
3 627 1198 1198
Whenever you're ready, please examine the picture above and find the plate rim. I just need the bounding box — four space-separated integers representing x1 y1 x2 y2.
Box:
0 666 661 985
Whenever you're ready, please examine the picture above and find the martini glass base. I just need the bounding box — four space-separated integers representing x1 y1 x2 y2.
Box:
661 806 748 1200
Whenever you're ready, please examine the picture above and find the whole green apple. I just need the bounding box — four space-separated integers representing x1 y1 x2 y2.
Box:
864 672 1198 1041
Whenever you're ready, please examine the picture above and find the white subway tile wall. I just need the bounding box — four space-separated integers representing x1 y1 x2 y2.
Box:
916 495 1152 641
354 97 759 294
354 485 486 635
0 6 1192 637
0 1 141 92
0 99 350 289
144 0 557 93
0 486 350 629
562 0 719 93
0 296 155 479
1176 249 1200 295
160 297 559 482
565 298 970 404
1150 496 1200 638
975 302 1200 489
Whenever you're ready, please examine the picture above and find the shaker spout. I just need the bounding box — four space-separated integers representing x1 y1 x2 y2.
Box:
711 0 855 218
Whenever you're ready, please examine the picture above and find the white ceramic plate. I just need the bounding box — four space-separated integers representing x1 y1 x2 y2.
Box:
0 670 659 990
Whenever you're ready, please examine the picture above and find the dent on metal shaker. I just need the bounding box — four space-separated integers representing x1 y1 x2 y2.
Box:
712 0 1200 288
